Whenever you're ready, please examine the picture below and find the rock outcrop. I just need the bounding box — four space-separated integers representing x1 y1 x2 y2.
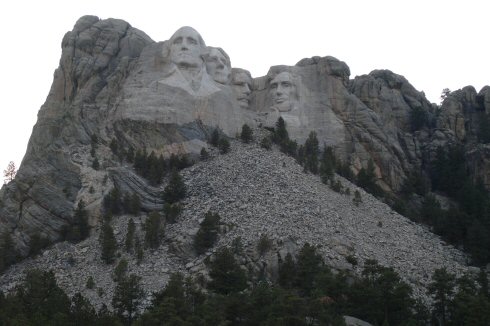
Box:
0 16 488 285
0 140 471 309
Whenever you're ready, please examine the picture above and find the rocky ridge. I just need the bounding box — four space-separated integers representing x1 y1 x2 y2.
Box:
0 137 472 309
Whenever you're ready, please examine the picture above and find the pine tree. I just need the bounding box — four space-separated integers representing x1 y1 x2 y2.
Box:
194 211 221 254
163 203 182 224
208 247 247 295
320 145 336 183
200 147 209 160
113 259 129 283
428 268 456 326
163 170 187 204
112 274 144 325
240 124 253 143
218 137 231 154
210 128 220 147
99 221 117 264
144 211 163 249
129 193 141 215
304 131 319 174
125 218 135 252
274 117 289 144
74 200 90 240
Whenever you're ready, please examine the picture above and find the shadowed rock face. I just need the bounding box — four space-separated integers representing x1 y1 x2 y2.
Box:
0 16 489 257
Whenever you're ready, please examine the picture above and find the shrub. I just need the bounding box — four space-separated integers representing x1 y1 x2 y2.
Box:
353 190 362 206
261 136 272 150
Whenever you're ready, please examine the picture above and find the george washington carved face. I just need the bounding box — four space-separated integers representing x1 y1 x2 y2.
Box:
168 26 206 68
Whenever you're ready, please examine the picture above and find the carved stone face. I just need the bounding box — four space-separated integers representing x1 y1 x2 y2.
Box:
232 70 252 109
169 27 204 68
205 48 231 84
269 72 296 112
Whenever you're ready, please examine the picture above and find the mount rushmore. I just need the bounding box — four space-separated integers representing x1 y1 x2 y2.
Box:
0 15 489 260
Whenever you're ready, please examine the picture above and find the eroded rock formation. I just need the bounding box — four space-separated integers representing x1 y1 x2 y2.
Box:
0 15 488 265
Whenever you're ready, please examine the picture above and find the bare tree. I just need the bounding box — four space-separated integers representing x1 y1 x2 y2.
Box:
3 161 16 184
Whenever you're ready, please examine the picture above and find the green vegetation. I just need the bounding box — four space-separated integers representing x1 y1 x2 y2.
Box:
256 234 273 256
144 211 163 249
193 211 221 255
0 232 19 272
240 123 253 143
99 220 117 264
218 137 231 154
125 218 136 252
163 170 186 204
1 244 488 325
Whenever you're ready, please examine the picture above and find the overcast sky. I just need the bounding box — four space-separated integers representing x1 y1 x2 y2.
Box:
1 0 489 177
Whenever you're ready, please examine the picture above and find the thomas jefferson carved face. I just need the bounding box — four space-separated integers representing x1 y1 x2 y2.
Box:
169 26 205 68
231 69 252 109
205 47 231 84
269 71 297 112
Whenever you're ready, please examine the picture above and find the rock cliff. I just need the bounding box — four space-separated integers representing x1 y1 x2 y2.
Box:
0 16 488 280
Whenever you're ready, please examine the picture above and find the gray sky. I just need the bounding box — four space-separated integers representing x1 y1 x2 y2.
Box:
1 0 489 177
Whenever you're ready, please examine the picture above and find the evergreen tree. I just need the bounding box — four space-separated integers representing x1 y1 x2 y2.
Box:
113 259 129 283
163 170 187 204
200 147 209 160
428 268 456 326
125 218 136 252
304 131 319 174
71 292 97 326
113 274 144 326
278 253 297 289
218 137 231 154
163 203 182 224
194 211 221 255
240 124 253 143
357 159 383 197
144 211 163 249
129 193 141 215
208 247 247 295
273 117 289 144
319 145 336 184
74 200 90 241
99 220 117 264
103 187 123 215
210 128 220 147
295 243 323 295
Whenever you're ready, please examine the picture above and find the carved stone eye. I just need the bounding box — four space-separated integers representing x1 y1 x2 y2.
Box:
173 37 183 44
187 37 197 45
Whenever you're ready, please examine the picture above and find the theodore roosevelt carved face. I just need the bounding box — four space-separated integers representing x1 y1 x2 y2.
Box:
231 68 252 109
269 71 300 112
204 47 231 84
